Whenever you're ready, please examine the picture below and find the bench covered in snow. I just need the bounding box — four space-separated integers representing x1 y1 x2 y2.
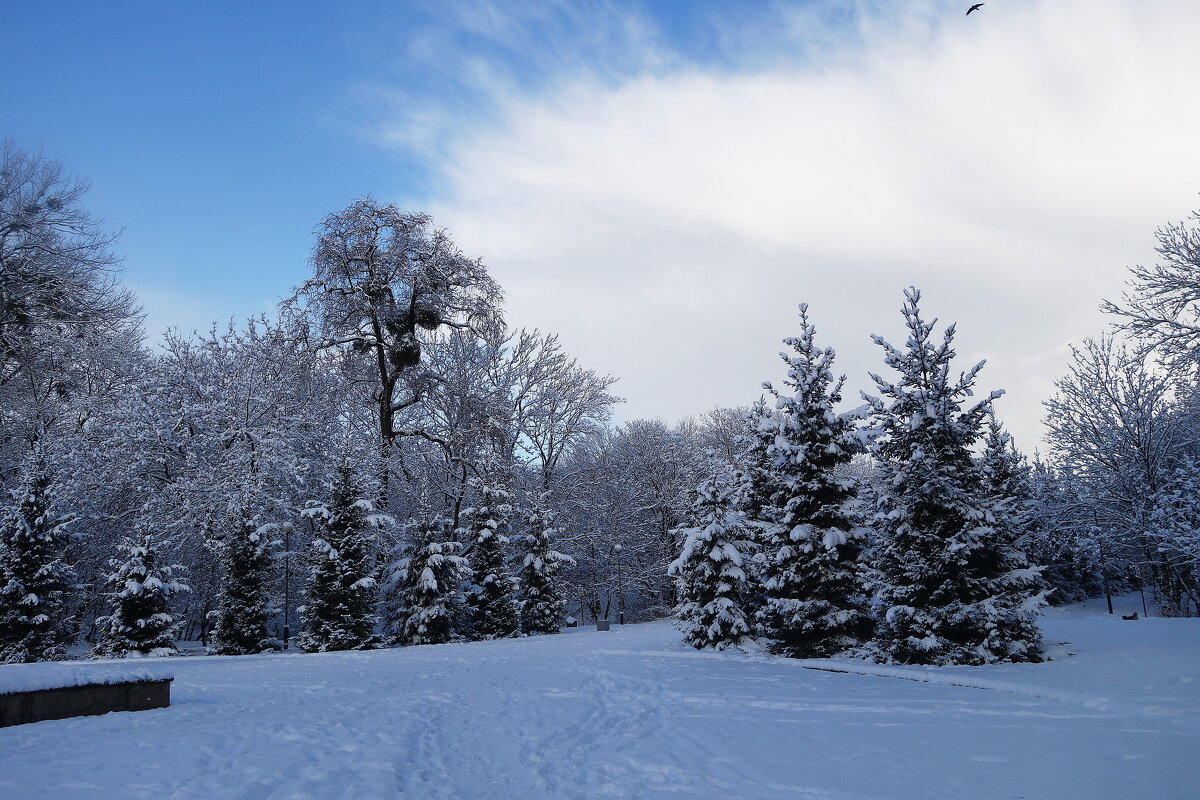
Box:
0 665 172 727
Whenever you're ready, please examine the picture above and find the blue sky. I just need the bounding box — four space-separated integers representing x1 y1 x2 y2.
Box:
7 2 425 324
4 0 802 325
5 1 1200 446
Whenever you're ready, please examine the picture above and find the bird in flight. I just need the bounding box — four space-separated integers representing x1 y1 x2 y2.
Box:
966 3 984 14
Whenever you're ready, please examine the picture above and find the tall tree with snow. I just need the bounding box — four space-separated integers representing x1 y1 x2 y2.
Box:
517 496 574 635
385 514 469 645
0 450 78 663
209 511 280 655
465 484 520 639
297 465 382 652
752 304 872 658
93 532 189 658
865 288 1046 665
669 461 755 651
284 200 503 504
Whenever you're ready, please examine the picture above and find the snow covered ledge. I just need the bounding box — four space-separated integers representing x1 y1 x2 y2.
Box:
0 665 172 727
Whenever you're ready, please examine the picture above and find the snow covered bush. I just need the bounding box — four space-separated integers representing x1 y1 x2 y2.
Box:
0 451 78 663
385 514 469 645
93 532 189 658
864 288 1047 666
297 465 384 652
669 462 755 651
751 304 873 658
517 497 574 635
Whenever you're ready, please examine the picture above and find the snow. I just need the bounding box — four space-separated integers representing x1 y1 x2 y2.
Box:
1 597 1197 798
0 663 172 695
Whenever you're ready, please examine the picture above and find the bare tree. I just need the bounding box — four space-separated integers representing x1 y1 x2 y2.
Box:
285 200 503 501
1102 205 1200 370
0 140 137 386
1043 336 1197 612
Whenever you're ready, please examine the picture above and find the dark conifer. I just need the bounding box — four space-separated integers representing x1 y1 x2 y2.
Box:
0 451 77 663
753 305 872 657
209 511 280 655
517 496 574 635
465 485 520 639
297 465 380 652
866 288 1046 665
94 532 189 658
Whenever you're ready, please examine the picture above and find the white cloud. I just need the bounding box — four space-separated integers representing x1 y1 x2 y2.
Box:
383 0 1200 450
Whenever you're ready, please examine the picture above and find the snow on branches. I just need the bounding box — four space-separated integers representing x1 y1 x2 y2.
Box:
670 461 756 651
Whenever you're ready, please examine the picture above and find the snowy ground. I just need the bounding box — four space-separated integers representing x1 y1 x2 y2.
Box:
2 598 1197 799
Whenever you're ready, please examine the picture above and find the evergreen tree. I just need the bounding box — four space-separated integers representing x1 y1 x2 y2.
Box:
0 451 78 663
209 511 280 655
386 514 469 645
753 304 872 658
742 398 777 521
865 287 1047 665
93 532 189 658
669 462 755 651
979 412 1032 509
517 496 574 635
465 484 520 639
297 466 381 652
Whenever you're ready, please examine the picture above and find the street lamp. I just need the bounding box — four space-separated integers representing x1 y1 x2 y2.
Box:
281 522 294 649
613 544 625 625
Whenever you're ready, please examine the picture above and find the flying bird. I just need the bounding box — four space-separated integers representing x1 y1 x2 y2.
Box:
966 3 984 14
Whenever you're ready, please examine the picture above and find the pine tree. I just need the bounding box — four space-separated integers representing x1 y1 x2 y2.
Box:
209 512 280 655
297 466 381 652
669 462 755 651
517 496 575 635
978 412 1032 508
865 287 1047 665
93 532 189 658
0 451 78 663
753 304 872 658
465 484 520 639
386 514 469 645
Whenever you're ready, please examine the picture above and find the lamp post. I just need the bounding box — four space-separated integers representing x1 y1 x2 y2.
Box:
613 543 625 625
281 522 294 649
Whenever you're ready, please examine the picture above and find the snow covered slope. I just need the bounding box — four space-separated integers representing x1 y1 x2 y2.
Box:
1 602 1197 799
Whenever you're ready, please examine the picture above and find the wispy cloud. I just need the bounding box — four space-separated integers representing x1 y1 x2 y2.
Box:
364 0 1200 448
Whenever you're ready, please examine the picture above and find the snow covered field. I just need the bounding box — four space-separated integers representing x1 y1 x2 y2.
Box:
2 599 1197 799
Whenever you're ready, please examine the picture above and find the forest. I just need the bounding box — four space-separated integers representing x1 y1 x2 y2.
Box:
2 139 1199 666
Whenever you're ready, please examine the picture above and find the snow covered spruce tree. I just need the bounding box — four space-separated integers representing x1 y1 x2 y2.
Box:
385 514 469 645
209 511 280 655
517 496 574 635
978 411 1034 530
669 461 755 651
864 288 1046 665
465 484 520 639
752 304 872 658
0 451 78 663
93 532 189 658
297 465 383 652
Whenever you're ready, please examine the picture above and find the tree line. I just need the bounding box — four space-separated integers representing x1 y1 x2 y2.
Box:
1 140 1197 665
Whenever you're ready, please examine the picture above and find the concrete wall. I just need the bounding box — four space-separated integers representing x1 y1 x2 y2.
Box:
0 679 172 727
